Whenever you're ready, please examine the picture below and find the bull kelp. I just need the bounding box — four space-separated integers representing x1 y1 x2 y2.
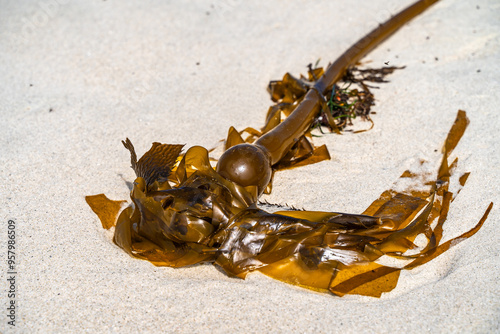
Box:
86 0 492 297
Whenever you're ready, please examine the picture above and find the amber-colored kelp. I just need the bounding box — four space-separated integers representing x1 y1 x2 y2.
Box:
86 0 492 297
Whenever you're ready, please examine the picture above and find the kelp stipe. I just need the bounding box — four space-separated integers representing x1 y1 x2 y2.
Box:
86 0 492 297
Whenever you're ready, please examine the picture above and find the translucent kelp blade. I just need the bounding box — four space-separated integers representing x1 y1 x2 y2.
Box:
85 194 126 229
443 110 469 156
261 107 282 135
406 202 492 270
307 66 324 81
122 138 184 186
371 193 428 230
362 190 394 216
329 263 400 297
258 254 338 293
273 210 342 222
268 73 309 104
225 126 244 150
274 144 331 171
240 127 262 139
375 195 434 254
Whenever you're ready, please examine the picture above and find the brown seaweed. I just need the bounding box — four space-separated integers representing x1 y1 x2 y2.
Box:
86 0 492 297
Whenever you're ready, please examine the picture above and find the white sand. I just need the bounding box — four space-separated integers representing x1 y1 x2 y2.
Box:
1 0 499 332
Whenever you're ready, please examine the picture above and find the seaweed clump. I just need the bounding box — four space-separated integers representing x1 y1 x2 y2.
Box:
86 110 492 297
86 0 493 297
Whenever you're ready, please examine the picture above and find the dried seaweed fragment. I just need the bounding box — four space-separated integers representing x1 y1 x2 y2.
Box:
86 0 492 297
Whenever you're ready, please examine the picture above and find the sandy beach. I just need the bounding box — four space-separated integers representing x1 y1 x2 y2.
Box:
1 0 499 332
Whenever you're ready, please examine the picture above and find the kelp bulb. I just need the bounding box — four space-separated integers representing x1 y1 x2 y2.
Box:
216 143 272 194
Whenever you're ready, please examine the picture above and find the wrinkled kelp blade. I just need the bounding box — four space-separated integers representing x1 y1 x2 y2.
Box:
122 138 184 186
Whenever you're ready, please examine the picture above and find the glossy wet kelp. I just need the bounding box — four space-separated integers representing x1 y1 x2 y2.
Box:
86 0 492 297
86 111 492 297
